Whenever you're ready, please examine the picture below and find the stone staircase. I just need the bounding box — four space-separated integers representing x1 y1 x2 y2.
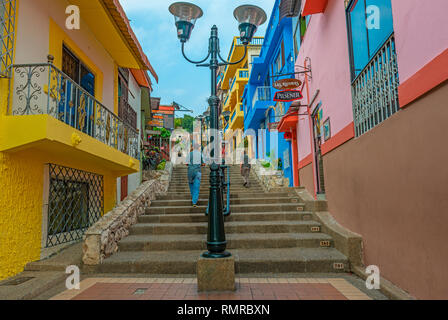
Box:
97 165 349 274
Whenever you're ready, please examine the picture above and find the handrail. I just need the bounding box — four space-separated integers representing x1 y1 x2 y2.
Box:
8 62 139 159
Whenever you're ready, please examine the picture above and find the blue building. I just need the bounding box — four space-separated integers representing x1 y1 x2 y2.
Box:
243 0 298 186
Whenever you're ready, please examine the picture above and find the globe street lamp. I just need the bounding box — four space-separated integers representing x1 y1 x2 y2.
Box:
169 2 267 259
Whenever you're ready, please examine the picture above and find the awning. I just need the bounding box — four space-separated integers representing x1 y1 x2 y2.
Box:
278 113 299 133
302 0 329 16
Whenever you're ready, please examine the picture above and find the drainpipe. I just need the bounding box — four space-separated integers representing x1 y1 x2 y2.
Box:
304 58 317 199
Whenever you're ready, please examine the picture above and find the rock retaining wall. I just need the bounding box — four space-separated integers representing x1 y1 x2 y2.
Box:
82 162 173 265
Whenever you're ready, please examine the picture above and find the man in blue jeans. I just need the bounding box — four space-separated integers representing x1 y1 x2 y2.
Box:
188 143 202 207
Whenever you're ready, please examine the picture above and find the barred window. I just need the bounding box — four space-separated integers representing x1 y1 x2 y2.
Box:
0 0 16 77
45 164 104 248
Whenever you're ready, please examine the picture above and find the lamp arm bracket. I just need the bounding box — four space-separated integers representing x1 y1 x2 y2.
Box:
218 45 248 65
181 42 211 65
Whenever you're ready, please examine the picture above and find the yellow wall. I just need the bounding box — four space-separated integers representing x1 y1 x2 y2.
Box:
49 19 104 102
0 147 117 280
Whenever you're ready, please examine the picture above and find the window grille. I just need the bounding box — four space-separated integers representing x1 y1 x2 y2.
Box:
46 164 104 247
351 35 400 137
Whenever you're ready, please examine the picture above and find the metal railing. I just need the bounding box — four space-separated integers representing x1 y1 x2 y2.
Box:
8 63 139 158
252 86 271 107
351 35 400 137
239 69 249 78
236 37 264 46
0 0 16 77
118 97 137 129
46 163 103 248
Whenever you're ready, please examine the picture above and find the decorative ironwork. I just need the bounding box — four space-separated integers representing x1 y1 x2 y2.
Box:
0 0 16 77
8 63 139 159
351 35 400 137
46 164 103 248
118 97 137 129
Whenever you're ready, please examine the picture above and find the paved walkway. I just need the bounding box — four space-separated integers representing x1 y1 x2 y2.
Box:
50 276 382 300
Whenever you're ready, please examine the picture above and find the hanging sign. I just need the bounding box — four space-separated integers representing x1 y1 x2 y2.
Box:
274 90 303 102
273 78 302 90
268 122 280 130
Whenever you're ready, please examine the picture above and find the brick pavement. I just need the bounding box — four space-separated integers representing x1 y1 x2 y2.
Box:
50 277 372 300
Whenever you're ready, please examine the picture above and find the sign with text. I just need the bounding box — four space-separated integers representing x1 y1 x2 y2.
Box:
274 90 303 102
268 122 280 130
273 78 302 90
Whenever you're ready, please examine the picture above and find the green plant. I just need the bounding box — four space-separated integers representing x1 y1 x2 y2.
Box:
156 160 166 171
261 161 271 168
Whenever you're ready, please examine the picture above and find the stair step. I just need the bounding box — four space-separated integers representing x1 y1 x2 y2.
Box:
138 212 314 223
129 220 321 235
157 192 296 200
97 248 349 274
119 232 331 251
145 203 306 215
150 197 301 207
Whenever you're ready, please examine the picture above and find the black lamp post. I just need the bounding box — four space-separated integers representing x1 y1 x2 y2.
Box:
169 2 267 258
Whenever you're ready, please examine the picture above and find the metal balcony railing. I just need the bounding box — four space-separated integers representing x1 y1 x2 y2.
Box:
252 86 271 107
0 0 16 78
239 69 249 78
118 97 137 129
8 63 139 159
351 35 400 137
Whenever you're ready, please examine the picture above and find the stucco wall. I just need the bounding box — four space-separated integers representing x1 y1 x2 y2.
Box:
0 148 117 280
323 81 448 299
392 0 448 82
298 163 314 196
295 0 353 163
15 0 116 108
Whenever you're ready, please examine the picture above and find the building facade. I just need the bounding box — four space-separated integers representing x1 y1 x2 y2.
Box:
293 0 448 299
243 0 296 186
220 36 263 160
0 0 157 280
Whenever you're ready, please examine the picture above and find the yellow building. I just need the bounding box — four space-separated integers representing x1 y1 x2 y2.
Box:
219 37 262 156
0 0 157 280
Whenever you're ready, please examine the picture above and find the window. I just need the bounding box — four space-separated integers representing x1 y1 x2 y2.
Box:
292 16 301 59
45 164 104 248
0 0 16 77
62 46 95 96
346 0 394 79
274 51 282 75
346 0 399 137
299 15 310 42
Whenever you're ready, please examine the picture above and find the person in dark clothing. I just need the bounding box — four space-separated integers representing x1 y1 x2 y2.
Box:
241 151 251 188
188 143 202 207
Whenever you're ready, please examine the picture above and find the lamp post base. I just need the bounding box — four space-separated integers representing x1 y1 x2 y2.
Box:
201 251 232 259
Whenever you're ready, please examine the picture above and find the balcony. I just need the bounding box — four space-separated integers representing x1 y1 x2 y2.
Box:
229 103 244 131
245 86 272 130
0 62 140 173
351 35 400 137
222 37 263 90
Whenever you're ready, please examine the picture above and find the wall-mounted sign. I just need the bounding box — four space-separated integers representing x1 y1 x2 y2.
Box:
274 90 303 102
273 78 302 90
268 121 280 130
148 120 163 127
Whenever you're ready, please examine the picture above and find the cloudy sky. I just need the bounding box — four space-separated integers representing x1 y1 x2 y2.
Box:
119 0 275 116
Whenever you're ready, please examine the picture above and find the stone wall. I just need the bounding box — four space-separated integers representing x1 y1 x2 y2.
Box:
252 161 290 192
82 162 173 265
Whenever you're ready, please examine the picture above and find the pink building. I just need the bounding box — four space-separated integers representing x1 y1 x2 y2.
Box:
293 0 448 299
